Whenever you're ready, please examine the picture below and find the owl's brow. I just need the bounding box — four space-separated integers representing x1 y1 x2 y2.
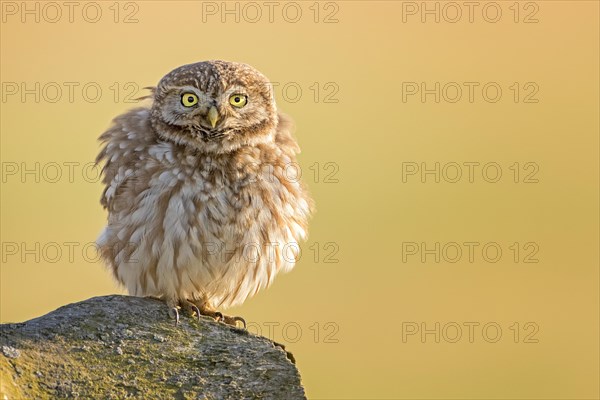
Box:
225 84 248 94
226 80 249 91
163 85 198 93
163 85 214 101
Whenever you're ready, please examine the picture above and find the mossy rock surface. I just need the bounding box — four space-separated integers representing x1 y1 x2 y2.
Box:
0 295 305 399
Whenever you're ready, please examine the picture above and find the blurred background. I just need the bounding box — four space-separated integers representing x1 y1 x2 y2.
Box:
1 1 598 398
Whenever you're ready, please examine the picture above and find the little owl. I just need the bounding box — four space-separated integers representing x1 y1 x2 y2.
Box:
96 60 313 326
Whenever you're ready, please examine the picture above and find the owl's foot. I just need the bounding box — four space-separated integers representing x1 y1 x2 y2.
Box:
179 299 202 322
215 312 247 329
187 300 246 329
164 299 202 325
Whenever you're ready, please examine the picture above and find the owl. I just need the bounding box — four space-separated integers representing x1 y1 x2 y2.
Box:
96 60 313 327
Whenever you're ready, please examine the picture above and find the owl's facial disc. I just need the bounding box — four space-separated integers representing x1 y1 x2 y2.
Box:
151 60 278 153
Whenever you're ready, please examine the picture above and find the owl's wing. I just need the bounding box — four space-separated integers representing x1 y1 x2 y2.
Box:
96 108 158 212
274 112 301 156
273 112 315 216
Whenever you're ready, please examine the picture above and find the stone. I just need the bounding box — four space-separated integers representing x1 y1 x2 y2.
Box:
0 295 305 399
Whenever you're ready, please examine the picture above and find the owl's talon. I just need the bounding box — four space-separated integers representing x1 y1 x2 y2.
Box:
168 307 180 325
179 300 202 322
214 311 224 322
191 305 201 322
233 316 246 329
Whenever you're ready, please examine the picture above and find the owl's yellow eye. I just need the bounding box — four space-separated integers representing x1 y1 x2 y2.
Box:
181 93 199 107
229 94 247 108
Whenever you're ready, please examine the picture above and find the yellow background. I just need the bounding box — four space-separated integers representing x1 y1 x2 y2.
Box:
1 1 598 398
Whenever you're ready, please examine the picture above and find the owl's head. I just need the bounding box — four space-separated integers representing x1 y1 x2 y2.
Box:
149 60 277 153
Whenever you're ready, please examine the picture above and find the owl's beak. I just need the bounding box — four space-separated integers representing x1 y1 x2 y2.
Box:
207 106 219 129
